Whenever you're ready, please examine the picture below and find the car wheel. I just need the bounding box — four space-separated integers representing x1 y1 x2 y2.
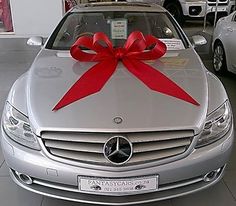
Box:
213 42 227 74
165 2 185 26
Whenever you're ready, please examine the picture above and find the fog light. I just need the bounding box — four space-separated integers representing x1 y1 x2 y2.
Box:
15 171 33 185
203 168 221 182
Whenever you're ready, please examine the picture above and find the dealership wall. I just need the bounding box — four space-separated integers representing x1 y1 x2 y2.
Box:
9 0 64 37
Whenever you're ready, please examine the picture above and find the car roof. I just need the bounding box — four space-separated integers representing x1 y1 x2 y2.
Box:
71 2 166 13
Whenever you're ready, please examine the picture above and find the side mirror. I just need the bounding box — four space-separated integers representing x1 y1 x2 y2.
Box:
191 35 207 47
27 36 43 46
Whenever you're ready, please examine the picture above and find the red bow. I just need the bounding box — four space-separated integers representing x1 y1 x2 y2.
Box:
53 31 199 111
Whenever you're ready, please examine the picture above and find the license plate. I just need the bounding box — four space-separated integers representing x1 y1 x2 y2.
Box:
211 7 227 12
78 176 158 194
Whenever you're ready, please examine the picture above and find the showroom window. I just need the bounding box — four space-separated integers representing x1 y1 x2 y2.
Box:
0 0 13 32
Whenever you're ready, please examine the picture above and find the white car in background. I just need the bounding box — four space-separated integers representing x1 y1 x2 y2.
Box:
213 11 236 74
128 0 235 25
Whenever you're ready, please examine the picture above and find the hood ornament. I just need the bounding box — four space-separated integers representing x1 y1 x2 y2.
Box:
113 117 123 124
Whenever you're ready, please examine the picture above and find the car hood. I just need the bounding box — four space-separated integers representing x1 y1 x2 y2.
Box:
27 48 208 135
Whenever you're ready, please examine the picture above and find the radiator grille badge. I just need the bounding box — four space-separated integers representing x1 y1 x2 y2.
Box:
104 136 132 165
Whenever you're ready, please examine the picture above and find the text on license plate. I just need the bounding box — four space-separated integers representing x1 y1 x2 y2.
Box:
79 176 158 194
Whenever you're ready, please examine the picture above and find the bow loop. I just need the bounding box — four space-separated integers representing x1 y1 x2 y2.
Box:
70 36 97 62
93 32 114 54
124 31 146 53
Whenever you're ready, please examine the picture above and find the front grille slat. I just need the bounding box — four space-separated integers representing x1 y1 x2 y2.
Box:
43 133 109 143
50 148 106 163
42 131 193 166
133 138 191 153
127 131 193 143
45 140 103 153
129 147 187 164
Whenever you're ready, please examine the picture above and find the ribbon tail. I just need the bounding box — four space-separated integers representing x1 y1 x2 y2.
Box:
53 60 118 111
123 59 200 106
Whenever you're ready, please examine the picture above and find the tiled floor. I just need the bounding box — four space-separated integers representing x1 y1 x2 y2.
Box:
0 27 236 206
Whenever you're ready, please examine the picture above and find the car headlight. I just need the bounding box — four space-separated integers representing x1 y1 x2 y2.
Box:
2 102 40 150
196 101 232 148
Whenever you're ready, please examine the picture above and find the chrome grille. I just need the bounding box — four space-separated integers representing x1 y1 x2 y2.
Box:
41 131 193 165
208 0 228 2
208 0 228 5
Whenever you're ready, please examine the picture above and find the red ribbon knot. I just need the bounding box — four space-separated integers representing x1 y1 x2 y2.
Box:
114 48 125 60
53 31 200 111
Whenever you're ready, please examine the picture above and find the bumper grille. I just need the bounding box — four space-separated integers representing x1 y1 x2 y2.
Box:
41 131 193 165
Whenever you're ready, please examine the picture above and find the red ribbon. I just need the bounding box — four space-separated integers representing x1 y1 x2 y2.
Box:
53 31 200 111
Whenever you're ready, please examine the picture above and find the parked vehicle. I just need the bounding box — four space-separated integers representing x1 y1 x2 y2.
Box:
1 2 234 205
213 11 236 74
128 0 235 24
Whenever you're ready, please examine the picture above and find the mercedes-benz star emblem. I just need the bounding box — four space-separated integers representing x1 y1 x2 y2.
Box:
113 117 123 124
104 136 132 165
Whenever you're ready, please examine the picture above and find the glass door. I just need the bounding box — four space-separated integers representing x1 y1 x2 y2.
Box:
0 0 13 32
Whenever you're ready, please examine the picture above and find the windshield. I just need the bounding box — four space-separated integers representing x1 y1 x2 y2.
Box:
47 11 188 50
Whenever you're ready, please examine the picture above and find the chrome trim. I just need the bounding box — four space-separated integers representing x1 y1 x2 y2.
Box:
34 179 79 193
39 130 195 170
32 175 204 195
9 165 226 205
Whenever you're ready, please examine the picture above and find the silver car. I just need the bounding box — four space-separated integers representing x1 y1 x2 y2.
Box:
0 2 234 205
213 11 236 74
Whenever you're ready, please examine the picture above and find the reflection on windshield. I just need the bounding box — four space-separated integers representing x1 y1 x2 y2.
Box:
51 12 184 50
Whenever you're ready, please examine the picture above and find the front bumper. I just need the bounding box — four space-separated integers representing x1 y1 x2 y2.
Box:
1 125 234 205
182 1 235 17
